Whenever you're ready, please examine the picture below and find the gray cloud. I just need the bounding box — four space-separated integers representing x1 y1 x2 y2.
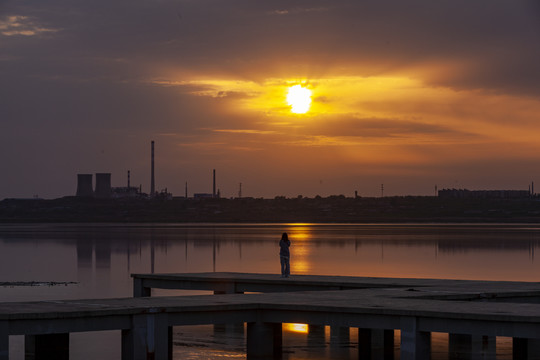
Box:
300 116 477 139
3 0 538 92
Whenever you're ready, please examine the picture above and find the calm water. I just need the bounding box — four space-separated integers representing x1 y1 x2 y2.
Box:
2 223 540 359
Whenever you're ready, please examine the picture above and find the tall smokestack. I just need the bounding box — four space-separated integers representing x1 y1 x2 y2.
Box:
151 141 155 196
213 169 216 198
128 170 131 188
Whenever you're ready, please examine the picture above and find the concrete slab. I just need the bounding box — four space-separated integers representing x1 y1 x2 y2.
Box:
4 273 540 359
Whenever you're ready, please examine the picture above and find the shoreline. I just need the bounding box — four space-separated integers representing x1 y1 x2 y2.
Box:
1 196 540 223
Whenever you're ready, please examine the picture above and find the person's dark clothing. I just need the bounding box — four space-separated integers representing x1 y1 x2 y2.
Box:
279 238 291 257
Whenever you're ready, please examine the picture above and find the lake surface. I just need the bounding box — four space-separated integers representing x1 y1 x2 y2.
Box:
2 223 540 359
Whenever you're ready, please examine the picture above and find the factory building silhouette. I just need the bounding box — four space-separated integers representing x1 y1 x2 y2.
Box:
95 173 112 198
75 141 534 200
76 174 93 197
75 140 187 200
438 184 534 199
76 173 114 198
76 172 137 199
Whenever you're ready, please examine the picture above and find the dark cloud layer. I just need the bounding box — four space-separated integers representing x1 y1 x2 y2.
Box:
2 0 538 92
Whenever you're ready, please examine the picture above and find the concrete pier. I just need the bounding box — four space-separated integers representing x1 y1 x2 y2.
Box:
358 328 394 359
4 273 540 359
25 333 69 360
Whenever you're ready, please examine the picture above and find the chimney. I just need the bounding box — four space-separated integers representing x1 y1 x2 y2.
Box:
213 169 216 198
151 141 155 196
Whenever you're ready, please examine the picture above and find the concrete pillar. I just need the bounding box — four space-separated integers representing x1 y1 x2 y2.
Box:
372 329 394 359
513 338 540 360
272 322 283 356
133 278 151 297
358 328 372 359
382 329 395 359
307 325 325 349
122 313 169 360
400 317 431 360
25 333 69 360
358 328 394 360
246 322 282 359
213 290 245 334
527 339 540 359
330 326 349 346
472 335 496 360
168 326 173 360
0 321 8 360
330 326 350 358
449 333 472 360
513 337 527 360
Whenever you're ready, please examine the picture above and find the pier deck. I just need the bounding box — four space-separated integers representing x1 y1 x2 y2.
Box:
131 271 540 299
3 273 540 359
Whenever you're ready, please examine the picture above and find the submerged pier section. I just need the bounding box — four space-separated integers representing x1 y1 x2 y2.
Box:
3 273 540 359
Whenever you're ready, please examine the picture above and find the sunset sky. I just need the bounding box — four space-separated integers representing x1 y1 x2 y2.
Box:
1 0 540 199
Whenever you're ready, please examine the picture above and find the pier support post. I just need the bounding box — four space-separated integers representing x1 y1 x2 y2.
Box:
400 317 430 360
449 334 496 359
214 290 245 334
307 325 325 349
330 326 349 347
472 335 495 360
246 321 282 359
168 326 173 360
449 333 472 359
358 328 394 360
373 329 394 360
122 313 169 360
358 328 372 359
330 326 350 358
0 321 8 360
133 278 151 297
513 338 527 360
25 333 69 360
513 337 540 360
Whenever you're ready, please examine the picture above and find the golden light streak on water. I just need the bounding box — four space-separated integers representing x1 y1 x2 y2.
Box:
285 225 314 274
283 323 309 334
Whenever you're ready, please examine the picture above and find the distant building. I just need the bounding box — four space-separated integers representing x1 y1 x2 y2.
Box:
438 189 530 199
95 173 112 198
76 174 93 197
112 186 141 198
154 188 173 200
194 193 213 199
76 173 113 198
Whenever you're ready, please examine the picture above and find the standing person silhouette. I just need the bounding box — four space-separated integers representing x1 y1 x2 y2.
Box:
279 232 291 278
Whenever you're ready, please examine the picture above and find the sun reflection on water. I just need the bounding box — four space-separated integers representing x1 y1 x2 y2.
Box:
283 323 309 334
284 224 314 274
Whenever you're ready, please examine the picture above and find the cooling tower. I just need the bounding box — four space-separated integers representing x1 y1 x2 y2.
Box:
95 173 112 198
76 174 93 197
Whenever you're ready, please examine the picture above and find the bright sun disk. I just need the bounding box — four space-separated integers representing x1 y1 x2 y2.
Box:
286 85 312 114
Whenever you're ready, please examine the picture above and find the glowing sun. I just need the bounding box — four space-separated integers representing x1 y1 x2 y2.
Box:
286 85 312 114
